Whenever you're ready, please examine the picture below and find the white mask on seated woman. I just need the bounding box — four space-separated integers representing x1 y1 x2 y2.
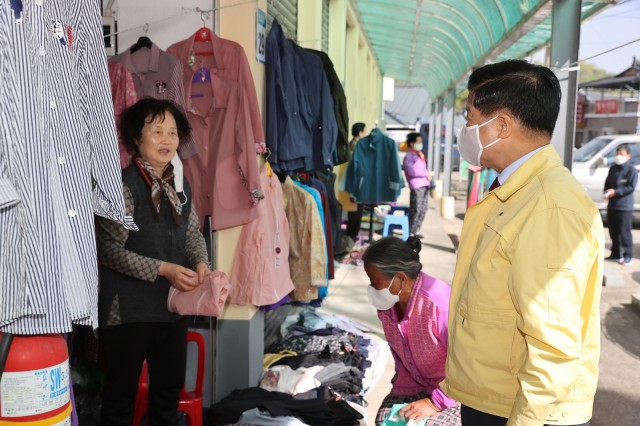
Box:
367 275 400 310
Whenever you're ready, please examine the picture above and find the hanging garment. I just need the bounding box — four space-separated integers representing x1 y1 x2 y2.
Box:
265 20 337 172
306 49 349 166
112 42 197 158
282 178 327 301
316 171 342 256
229 169 295 306
0 1 135 334
107 61 138 168
308 177 334 280
345 128 404 203
294 48 336 172
180 71 263 230
293 180 329 288
167 29 265 153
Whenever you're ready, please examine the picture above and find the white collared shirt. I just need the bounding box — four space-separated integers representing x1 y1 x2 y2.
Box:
495 146 547 187
0 1 136 333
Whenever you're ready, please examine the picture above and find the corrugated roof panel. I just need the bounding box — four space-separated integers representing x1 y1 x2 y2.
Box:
355 0 612 98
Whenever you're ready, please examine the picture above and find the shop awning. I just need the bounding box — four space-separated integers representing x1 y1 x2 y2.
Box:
354 0 611 98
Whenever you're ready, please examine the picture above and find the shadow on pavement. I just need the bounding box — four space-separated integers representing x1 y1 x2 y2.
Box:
631 271 640 285
602 304 640 360
421 241 456 254
592 387 640 426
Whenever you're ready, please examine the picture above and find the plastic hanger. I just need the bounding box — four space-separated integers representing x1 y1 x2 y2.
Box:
130 24 151 54
193 28 214 57
194 27 212 43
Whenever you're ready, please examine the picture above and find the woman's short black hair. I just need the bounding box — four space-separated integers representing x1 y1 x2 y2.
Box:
406 132 420 145
351 122 366 137
120 98 191 154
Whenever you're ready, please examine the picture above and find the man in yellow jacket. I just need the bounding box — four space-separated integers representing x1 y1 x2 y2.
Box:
441 60 604 426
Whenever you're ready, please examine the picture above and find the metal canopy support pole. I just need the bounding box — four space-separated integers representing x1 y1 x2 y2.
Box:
427 101 436 173
550 0 581 170
443 90 455 198
433 97 444 180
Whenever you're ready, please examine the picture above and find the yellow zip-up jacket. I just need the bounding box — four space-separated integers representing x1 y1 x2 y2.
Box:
441 146 604 426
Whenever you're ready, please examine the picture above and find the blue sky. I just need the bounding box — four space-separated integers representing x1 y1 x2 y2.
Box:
574 0 639 73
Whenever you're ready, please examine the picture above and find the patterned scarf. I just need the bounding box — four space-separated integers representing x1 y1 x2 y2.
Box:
135 158 183 223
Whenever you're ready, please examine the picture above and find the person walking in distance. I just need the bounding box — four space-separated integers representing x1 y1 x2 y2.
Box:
603 143 638 265
442 60 604 426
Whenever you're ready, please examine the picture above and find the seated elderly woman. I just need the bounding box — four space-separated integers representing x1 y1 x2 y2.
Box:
362 236 460 426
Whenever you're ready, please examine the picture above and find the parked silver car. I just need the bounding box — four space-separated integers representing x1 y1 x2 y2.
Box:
572 134 640 220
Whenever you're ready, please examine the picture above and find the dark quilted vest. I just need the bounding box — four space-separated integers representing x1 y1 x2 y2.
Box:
99 164 191 326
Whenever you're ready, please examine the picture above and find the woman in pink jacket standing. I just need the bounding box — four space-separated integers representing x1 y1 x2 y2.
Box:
402 132 432 238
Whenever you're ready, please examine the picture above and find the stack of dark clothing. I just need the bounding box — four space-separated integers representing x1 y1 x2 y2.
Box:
266 326 371 405
211 386 362 426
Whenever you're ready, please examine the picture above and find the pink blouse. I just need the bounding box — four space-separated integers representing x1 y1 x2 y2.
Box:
378 272 456 410
228 170 294 306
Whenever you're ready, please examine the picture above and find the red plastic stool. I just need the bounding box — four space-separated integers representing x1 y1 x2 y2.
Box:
132 331 205 426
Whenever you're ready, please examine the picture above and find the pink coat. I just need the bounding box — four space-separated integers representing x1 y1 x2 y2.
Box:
378 272 456 410
228 170 294 306
402 151 430 190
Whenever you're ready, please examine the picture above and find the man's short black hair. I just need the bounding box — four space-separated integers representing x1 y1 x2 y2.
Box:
468 60 561 137
120 98 191 154
351 122 366 137
617 144 631 155
406 132 421 144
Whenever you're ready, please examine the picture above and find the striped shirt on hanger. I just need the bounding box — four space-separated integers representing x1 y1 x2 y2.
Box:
0 0 136 334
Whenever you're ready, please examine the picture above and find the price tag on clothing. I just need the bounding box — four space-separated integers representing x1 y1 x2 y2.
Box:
256 8 266 63
274 247 281 268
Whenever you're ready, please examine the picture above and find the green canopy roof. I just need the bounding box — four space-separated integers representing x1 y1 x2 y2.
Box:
354 0 610 98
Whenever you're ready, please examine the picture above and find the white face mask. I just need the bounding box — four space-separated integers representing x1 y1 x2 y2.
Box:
170 153 188 206
615 155 628 165
367 275 400 310
457 115 501 167
413 143 423 151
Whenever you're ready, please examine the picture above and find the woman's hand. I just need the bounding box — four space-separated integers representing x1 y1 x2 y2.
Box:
158 262 199 292
195 262 211 284
398 397 440 421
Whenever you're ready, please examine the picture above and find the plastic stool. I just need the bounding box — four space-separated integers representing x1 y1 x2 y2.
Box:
382 215 410 240
133 331 205 426
389 205 410 220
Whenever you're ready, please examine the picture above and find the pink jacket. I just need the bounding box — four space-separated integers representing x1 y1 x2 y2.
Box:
402 151 430 190
228 170 294 306
378 272 456 410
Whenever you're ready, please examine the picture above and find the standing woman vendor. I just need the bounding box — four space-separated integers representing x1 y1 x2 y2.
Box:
97 98 210 426
362 236 460 425
402 132 432 238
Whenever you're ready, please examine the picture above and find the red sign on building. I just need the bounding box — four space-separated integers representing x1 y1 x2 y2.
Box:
594 99 618 114
576 94 586 127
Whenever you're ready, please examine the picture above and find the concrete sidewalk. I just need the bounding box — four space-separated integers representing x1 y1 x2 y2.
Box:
322 180 640 425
